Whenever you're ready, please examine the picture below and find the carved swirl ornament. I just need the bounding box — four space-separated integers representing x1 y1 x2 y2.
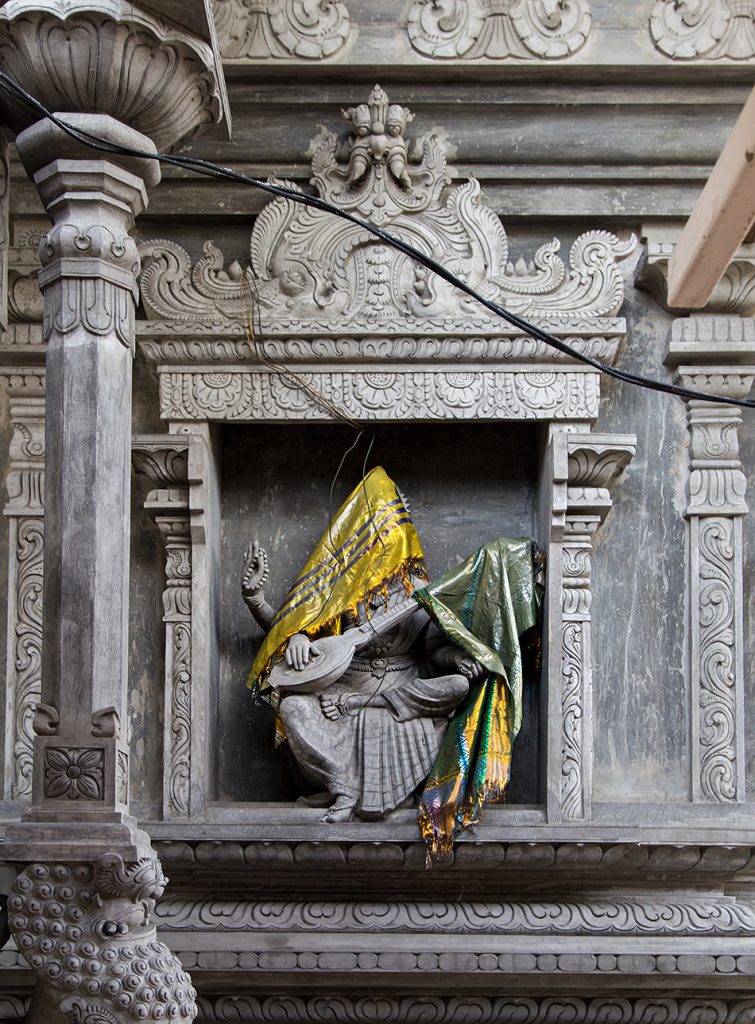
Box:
213 0 352 60
194 998 755 1024
139 85 634 329
650 0 755 60
406 0 592 60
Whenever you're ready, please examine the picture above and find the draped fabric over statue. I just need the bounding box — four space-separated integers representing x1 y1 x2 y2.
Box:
414 538 542 856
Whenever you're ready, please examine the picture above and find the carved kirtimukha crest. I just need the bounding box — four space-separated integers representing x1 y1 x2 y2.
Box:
140 85 634 326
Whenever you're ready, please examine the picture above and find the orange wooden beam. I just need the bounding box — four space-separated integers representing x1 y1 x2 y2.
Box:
667 85 755 310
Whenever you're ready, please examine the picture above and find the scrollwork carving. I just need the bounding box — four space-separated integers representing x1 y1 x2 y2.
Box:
560 621 584 819
156 894 755 936
7 858 197 1023
650 0 755 60
9 517 43 798
697 517 737 802
194 998 755 1024
214 0 352 60
406 0 592 60
140 87 634 325
168 621 192 818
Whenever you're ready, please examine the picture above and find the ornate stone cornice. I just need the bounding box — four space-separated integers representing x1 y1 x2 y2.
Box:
214 0 353 60
650 0 755 61
405 0 592 60
0 0 229 149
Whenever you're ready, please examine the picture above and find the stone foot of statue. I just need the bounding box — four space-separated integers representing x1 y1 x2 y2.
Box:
320 796 357 822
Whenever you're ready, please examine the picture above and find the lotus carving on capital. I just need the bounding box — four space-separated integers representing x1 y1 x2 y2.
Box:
0 0 225 149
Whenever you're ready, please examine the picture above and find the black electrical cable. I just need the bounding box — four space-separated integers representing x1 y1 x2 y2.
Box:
1 70 753 411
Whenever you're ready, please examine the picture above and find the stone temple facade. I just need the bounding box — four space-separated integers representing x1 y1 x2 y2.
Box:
0 0 752 1021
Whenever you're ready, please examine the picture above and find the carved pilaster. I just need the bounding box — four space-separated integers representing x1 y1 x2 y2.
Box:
664 313 754 803
7 854 196 1023
676 366 753 802
132 439 196 821
560 435 636 820
0 372 45 801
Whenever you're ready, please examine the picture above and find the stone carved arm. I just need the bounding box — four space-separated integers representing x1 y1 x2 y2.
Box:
426 623 486 680
241 541 276 631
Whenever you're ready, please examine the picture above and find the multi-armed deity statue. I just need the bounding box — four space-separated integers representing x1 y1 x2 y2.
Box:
241 468 541 852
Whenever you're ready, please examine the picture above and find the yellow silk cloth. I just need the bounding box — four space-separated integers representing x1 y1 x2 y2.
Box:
248 466 426 697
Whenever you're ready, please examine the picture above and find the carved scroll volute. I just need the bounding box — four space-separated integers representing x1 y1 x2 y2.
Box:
559 434 636 822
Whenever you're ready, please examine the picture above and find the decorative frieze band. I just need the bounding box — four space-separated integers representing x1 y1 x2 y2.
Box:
559 434 636 821
158 368 601 422
193 999 755 1024
156 894 755 936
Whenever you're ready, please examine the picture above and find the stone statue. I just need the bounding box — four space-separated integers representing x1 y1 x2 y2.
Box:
241 542 481 823
343 84 414 190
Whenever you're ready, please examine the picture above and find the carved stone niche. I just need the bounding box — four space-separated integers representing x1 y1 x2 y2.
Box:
132 85 637 829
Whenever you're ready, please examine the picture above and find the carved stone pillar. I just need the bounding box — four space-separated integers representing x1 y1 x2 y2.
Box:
0 371 45 801
662 315 754 803
0 3 228 1019
559 434 636 820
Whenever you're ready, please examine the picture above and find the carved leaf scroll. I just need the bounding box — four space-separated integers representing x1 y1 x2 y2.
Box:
406 0 592 60
213 0 352 60
650 0 755 60
140 86 635 327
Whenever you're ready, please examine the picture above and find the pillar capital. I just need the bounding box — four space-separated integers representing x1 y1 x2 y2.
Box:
0 0 229 150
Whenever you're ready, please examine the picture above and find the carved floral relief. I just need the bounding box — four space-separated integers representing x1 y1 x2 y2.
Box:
650 0 755 60
213 0 352 59
405 0 592 60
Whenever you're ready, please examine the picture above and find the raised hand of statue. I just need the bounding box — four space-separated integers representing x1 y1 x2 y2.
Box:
241 540 276 631
241 540 268 605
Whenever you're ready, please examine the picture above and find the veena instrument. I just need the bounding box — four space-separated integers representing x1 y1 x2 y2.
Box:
268 595 420 695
